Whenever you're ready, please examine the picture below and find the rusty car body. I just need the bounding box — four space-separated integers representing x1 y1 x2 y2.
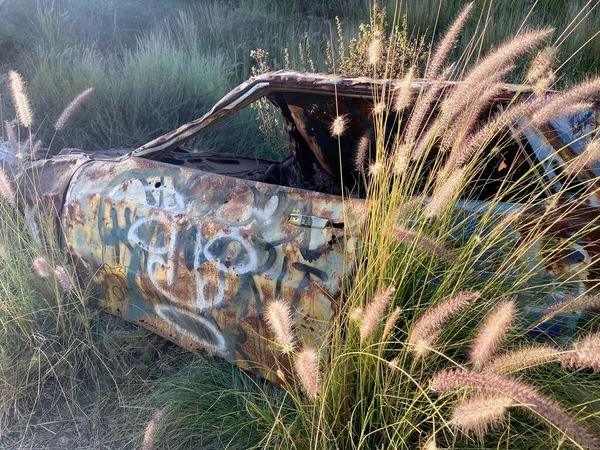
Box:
15 70 600 381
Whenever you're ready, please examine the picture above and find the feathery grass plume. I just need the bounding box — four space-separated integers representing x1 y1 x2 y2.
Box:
55 88 94 130
33 256 50 278
486 345 560 374
469 299 516 369
141 408 165 450
8 71 33 128
355 134 372 173
394 67 414 112
388 356 400 372
349 306 363 322
411 120 442 162
392 225 455 263
294 347 320 399
451 394 513 436
330 114 349 137
393 194 426 219
565 138 600 176
4 120 17 153
404 68 453 148
368 38 383 66
543 294 600 322
527 47 557 82
424 168 465 218
440 78 506 153
561 332 600 372
360 286 395 342
430 369 599 449
349 200 370 229
0 169 15 205
54 266 73 291
393 144 411 175
368 160 385 178
265 299 295 353
456 99 542 168
409 291 479 359
382 307 402 342
422 437 438 450
425 2 473 79
442 29 553 122
527 47 557 94
276 368 286 382
529 78 600 128
528 101 593 129
372 101 386 116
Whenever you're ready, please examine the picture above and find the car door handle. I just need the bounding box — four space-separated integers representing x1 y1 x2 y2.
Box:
288 214 344 229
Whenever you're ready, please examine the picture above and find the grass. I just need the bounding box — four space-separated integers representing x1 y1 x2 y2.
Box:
0 0 599 449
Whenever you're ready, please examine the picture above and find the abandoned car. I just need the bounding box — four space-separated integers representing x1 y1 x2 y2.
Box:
15 70 600 381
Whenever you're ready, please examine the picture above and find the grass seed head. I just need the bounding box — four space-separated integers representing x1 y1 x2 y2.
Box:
426 2 473 79
527 47 557 94
565 138 600 176
33 256 50 278
444 28 553 120
265 299 295 353
276 368 286 382
425 168 465 219
368 38 383 66
54 266 73 291
561 332 600 372
382 307 402 342
529 77 600 128
394 67 414 112
372 101 386 116
360 286 395 342
368 160 385 179
55 88 94 130
356 134 372 173
8 71 33 128
294 347 321 399
393 146 410 175
4 120 17 153
469 299 516 369
330 114 349 137
141 408 165 450
349 306 363 322
392 225 455 263
0 169 15 205
430 369 599 449
422 436 438 450
409 291 478 359
451 394 513 437
486 345 560 374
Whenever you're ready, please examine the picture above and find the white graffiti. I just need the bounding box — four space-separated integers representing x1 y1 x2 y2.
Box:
154 305 228 357
110 178 285 357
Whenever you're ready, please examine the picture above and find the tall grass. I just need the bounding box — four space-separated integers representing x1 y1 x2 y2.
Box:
176 4 600 449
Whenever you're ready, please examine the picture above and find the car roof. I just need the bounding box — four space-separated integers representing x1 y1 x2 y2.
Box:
134 70 535 159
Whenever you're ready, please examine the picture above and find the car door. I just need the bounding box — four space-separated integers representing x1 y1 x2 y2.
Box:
62 153 360 379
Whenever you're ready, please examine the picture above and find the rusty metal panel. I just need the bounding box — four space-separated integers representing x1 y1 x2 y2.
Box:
61 154 361 380
15 154 91 248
